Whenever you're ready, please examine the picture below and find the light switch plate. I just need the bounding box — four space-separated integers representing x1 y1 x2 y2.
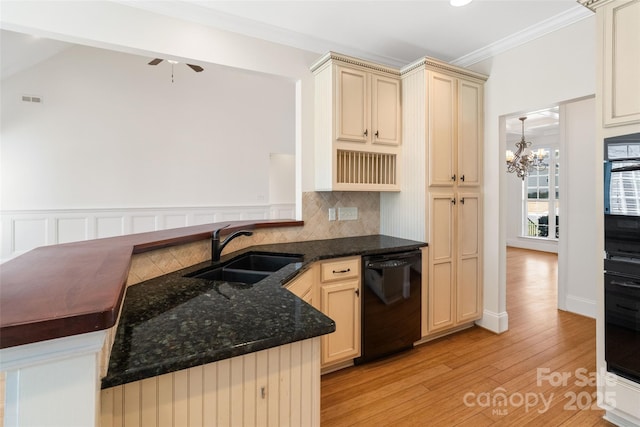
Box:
338 207 358 221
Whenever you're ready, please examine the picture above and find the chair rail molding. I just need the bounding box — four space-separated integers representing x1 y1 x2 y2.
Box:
0 204 295 262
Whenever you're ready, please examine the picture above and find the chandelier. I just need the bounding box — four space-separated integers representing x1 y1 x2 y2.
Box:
505 116 548 180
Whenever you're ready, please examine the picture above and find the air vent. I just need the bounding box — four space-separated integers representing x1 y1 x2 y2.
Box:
336 150 396 185
22 95 43 103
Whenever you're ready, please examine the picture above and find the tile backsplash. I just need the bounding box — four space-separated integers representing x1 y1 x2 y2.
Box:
126 191 380 285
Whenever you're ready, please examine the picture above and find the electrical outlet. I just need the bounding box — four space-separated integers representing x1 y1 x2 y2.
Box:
328 208 336 221
338 207 358 221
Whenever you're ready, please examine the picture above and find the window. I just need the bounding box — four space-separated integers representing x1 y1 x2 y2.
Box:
524 148 559 239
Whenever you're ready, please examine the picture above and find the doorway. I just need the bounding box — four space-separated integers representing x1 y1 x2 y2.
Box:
503 96 598 318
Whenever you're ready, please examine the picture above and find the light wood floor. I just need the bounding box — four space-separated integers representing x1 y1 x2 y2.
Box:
321 247 613 426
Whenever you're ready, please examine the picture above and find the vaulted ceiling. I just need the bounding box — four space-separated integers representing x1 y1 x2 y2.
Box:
1 0 592 80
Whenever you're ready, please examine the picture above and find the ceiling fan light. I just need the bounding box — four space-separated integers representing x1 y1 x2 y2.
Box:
167 60 179 65
450 0 472 6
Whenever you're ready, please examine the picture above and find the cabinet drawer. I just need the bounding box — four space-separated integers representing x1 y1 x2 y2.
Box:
320 257 360 282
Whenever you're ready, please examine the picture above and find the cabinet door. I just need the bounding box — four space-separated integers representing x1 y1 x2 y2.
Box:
371 73 401 146
335 66 369 142
457 80 483 187
602 0 640 127
428 193 456 332
457 193 483 323
286 266 316 307
428 72 457 187
321 279 361 365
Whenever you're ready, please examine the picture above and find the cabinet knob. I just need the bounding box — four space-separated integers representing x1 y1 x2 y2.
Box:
460 197 465 204
461 175 465 182
375 130 379 138
451 174 456 182
451 198 456 205
355 288 360 297
364 129 368 137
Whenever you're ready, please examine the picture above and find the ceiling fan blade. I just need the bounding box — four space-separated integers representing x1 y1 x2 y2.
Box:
187 64 204 73
148 58 163 66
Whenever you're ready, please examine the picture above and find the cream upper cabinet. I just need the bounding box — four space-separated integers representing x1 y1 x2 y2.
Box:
600 0 640 127
428 71 483 187
336 66 369 143
371 74 402 145
312 52 401 191
335 65 401 146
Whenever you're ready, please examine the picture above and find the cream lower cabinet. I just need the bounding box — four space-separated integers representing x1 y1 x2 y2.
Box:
427 192 482 335
285 256 362 371
285 264 317 306
318 257 361 369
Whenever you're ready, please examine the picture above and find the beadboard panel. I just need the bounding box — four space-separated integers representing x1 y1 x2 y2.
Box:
380 67 426 241
0 204 293 262
100 338 321 427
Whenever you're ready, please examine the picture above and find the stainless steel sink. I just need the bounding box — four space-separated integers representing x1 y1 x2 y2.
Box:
186 252 303 284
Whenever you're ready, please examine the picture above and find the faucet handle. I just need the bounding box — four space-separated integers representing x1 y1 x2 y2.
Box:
212 224 230 239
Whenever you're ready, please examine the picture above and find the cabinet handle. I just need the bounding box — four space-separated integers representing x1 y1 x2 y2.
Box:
355 288 360 297
451 198 456 205
333 268 351 274
460 197 465 204
461 175 465 182
451 174 456 182
364 129 368 137
375 130 379 138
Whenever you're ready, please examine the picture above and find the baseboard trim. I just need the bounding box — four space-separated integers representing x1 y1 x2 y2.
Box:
476 309 509 333
564 295 597 319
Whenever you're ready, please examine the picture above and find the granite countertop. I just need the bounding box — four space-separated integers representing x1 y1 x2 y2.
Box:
0 219 302 349
102 234 427 388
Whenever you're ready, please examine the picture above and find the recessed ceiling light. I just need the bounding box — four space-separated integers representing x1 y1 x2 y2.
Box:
450 0 472 6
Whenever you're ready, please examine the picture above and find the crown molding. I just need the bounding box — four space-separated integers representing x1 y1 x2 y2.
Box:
400 56 488 82
310 51 401 75
450 5 594 68
577 0 617 11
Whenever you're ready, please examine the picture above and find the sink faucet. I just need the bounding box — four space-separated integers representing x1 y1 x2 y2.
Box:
211 227 253 262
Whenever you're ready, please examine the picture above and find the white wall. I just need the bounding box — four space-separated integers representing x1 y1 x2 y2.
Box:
0 1 318 260
558 96 598 318
469 16 596 331
0 0 321 195
1 44 295 210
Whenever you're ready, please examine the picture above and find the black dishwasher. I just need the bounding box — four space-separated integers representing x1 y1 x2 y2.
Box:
355 250 422 364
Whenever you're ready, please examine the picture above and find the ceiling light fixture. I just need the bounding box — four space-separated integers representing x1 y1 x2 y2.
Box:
505 117 548 180
450 0 472 6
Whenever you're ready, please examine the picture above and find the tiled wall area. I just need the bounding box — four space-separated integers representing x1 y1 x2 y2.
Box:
126 191 380 285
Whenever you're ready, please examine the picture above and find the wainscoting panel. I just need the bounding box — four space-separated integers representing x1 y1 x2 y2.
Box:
100 337 321 427
0 204 294 263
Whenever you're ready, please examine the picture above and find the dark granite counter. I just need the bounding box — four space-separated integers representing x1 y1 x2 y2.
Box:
102 235 426 388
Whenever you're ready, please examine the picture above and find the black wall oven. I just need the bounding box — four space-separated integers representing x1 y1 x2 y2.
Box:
604 132 640 384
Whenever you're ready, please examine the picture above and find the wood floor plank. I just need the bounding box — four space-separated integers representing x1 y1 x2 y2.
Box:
320 247 615 426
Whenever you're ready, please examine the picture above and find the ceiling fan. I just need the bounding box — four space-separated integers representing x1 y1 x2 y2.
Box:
148 58 203 82
148 58 204 72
